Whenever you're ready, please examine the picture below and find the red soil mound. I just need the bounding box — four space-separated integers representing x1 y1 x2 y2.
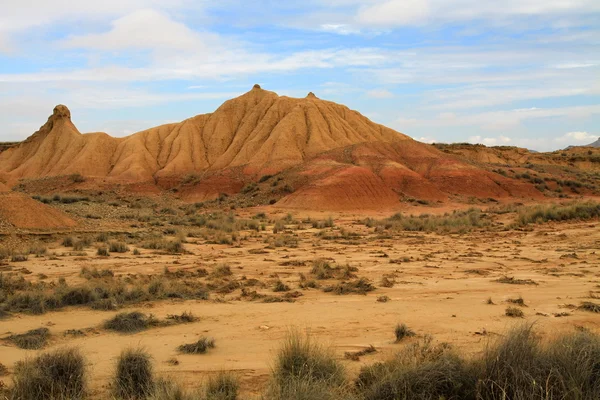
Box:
0 192 76 229
279 141 542 210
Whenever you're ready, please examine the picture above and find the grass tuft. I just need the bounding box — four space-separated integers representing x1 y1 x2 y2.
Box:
178 337 215 354
113 348 154 399
8 327 50 349
11 347 86 400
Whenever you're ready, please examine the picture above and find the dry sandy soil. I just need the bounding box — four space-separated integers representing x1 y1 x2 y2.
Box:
1 202 599 398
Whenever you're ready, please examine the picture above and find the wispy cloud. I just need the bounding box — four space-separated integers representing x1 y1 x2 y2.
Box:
0 0 598 150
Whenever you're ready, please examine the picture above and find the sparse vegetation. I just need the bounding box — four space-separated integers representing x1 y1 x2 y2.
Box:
204 372 239 400
579 301 600 313
113 348 154 399
505 306 525 317
7 327 50 349
178 337 215 354
365 208 490 233
267 330 347 399
323 278 375 295
11 347 86 400
494 275 538 285
516 201 600 226
109 241 129 253
104 311 159 333
394 323 415 342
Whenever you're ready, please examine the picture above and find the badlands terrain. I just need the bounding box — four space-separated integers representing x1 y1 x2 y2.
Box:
0 87 600 399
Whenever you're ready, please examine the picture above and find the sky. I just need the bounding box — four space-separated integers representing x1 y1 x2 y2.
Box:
0 0 598 151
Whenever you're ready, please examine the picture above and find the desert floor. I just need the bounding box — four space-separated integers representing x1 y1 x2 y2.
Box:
1 207 599 398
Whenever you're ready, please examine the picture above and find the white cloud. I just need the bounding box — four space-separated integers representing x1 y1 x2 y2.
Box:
394 105 600 132
0 33 12 54
554 131 598 143
320 24 361 35
0 0 196 33
366 89 394 98
358 0 430 26
415 136 437 144
467 135 511 146
354 0 600 27
62 9 214 51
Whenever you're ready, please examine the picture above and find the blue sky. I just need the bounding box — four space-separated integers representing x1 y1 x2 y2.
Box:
0 0 598 151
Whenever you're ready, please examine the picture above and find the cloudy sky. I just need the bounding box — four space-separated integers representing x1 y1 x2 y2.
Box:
0 0 598 150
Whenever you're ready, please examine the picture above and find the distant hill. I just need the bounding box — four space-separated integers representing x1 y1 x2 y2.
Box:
586 138 600 147
0 85 542 210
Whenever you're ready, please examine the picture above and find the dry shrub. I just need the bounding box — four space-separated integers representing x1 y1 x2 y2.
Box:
113 348 154 399
267 330 347 399
178 337 215 354
104 311 158 333
8 327 50 349
11 347 86 400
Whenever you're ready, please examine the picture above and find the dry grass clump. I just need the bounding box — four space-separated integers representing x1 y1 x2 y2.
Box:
113 348 154 399
365 208 490 233
322 278 375 295
203 372 239 400
2 269 210 316
273 280 290 292
516 201 600 226
354 325 600 399
356 335 473 400
494 275 538 285
266 330 349 400
165 311 197 323
311 217 335 229
310 260 358 280
178 337 215 354
10 254 28 262
80 266 114 279
506 295 526 306
104 311 159 333
380 276 395 288
344 345 377 361
210 264 233 278
394 323 416 342
7 327 50 349
109 241 130 253
11 347 86 400
97 247 110 256
505 306 525 318
142 239 184 254
476 325 600 399
579 301 600 313
311 259 335 279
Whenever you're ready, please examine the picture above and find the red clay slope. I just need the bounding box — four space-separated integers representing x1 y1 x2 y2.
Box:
278 141 541 210
0 192 76 229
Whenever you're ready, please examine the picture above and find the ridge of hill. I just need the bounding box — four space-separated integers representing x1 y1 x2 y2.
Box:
0 86 545 209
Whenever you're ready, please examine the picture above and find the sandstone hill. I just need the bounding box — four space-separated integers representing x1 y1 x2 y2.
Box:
0 86 543 209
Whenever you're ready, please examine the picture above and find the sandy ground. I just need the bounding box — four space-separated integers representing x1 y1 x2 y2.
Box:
1 215 599 398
